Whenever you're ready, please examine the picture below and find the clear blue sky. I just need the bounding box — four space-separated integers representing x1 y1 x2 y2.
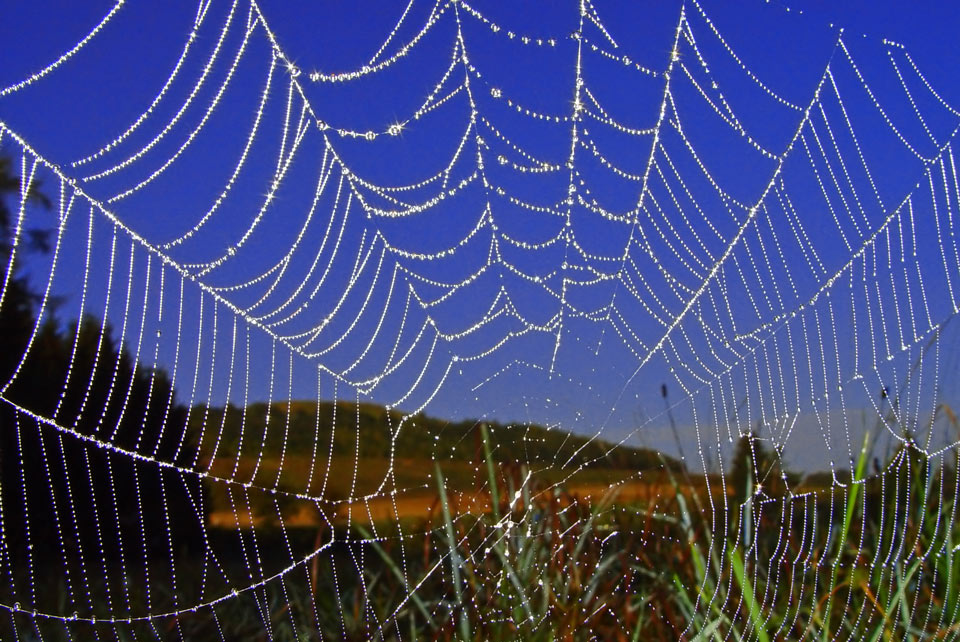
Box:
2 0 960 473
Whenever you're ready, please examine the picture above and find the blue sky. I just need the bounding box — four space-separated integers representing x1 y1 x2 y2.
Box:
3 0 960 473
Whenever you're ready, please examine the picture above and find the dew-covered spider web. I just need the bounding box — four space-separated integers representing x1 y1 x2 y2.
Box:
2 0 960 639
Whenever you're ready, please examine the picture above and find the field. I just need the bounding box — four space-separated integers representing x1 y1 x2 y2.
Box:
169 428 960 641
204 454 694 527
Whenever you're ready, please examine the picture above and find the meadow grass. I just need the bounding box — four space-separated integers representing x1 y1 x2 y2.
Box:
6 425 959 641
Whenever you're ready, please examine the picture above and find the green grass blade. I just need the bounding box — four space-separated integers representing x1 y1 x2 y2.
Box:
354 523 436 629
481 423 500 522
435 462 471 640
689 618 726 642
823 432 871 638
729 543 770 642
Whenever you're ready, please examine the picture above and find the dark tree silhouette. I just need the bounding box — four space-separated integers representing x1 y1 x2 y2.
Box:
729 430 787 505
0 157 207 614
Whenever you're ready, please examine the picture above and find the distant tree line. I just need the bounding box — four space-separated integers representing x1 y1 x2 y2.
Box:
192 399 686 472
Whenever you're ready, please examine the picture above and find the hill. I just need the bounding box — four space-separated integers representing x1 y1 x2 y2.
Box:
188 399 684 473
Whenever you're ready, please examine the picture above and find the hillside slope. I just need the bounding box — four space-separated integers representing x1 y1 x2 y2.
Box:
189 400 683 472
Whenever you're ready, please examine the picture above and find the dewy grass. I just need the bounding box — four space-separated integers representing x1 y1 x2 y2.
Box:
650 428 960 642
9 421 960 640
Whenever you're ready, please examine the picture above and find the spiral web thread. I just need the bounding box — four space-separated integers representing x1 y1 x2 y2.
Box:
1 0 960 639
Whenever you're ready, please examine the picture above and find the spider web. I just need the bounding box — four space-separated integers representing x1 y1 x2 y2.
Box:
1 0 960 639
